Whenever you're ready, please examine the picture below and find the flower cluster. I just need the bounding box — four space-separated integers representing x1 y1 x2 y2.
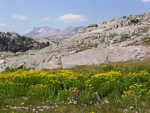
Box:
0 68 150 104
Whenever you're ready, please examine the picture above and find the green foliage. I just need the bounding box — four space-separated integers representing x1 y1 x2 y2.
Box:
4 67 19 72
68 43 98 53
78 90 97 104
4 66 32 73
0 61 150 108
120 34 130 42
139 27 149 33
141 36 150 45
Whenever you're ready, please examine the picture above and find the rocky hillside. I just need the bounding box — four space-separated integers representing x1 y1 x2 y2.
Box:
0 13 150 72
0 32 49 52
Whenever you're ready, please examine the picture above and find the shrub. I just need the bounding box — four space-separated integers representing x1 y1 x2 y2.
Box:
120 34 130 42
130 18 140 24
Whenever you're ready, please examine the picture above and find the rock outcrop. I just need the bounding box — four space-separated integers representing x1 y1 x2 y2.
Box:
62 46 150 68
0 13 150 72
0 32 49 52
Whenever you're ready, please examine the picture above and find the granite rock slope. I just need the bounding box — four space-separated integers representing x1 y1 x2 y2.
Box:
0 13 150 72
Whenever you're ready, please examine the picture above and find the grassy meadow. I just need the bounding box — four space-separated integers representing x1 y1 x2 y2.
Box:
0 60 150 113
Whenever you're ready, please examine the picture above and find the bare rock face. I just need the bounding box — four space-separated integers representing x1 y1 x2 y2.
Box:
62 46 150 68
0 13 150 72
67 13 150 49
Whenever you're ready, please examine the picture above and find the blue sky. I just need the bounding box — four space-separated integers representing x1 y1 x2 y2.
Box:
0 0 150 34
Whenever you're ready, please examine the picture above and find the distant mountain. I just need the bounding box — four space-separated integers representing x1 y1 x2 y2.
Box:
25 26 83 39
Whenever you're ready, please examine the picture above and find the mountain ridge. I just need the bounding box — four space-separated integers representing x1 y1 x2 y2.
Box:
25 26 83 39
